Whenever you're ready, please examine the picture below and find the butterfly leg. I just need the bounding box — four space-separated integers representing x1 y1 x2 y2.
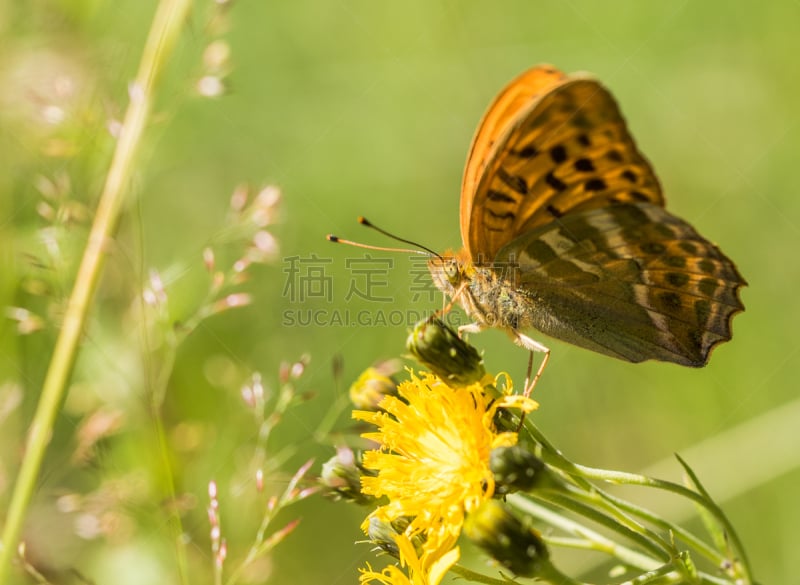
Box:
513 332 550 398
458 322 485 338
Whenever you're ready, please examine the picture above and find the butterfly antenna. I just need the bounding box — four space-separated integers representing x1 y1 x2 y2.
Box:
327 234 431 256
357 217 443 260
327 217 443 259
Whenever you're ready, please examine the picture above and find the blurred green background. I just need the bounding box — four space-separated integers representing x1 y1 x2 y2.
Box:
1 1 799 583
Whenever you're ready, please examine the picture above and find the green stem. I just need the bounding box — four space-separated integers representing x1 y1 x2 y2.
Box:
531 490 671 561
522 419 750 583
536 558 588 585
619 562 686 585
510 494 662 571
143 301 190 581
571 463 749 581
448 565 513 585
450 558 587 585
0 0 192 581
514 438 678 560
590 485 725 568
509 497 732 585
154 409 189 583
224 494 277 585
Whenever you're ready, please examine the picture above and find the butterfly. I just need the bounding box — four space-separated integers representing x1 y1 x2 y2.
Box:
426 64 745 389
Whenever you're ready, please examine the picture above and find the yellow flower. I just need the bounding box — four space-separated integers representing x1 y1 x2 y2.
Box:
359 530 460 585
354 369 538 581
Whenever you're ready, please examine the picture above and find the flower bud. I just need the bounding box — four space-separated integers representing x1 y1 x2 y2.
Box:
490 445 546 495
463 500 548 577
319 447 375 505
406 318 485 386
366 516 423 559
349 367 398 411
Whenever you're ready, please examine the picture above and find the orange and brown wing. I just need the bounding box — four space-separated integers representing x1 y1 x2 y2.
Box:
461 65 568 231
493 203 746 366
461 65 663 262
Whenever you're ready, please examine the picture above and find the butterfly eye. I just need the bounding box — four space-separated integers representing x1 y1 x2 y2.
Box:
444 261 460 284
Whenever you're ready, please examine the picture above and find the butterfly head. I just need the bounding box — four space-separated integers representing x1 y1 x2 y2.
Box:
427 250 475 298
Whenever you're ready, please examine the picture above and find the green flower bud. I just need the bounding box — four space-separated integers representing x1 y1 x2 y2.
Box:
367 516 424 558
319 447 375 505
490 445 546 495
463 500 548 577
491 404 521 433
406 317 485 386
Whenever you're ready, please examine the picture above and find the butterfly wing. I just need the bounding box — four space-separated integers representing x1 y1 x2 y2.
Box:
462 65 663 263
461 65 568 224
493 203 746 366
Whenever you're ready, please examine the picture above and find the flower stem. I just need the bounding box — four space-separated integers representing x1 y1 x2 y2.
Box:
530 489 671 561
451 558 587 585
0 0 192 581
570 463 750 581
449 565 513 585
586 483 725 567
535 558 589 585
509 494 662 572
521 419 751 583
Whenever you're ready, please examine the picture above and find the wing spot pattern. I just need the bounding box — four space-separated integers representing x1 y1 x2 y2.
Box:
666 272 690 287
584 178 608 191
497 167 529 195
546 204 563 218
487 189 517 204
514 145 539 158
621 170 638 183
550 145 568 164
487 209 516 221
545 171 567 192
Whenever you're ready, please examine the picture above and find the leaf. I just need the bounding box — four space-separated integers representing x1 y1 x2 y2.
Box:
674 453 728 555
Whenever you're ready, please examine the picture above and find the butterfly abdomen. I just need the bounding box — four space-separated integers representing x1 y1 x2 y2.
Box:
465 266 541 332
